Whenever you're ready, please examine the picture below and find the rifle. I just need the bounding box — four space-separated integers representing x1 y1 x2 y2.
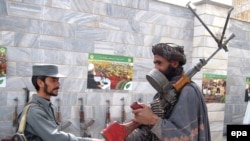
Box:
1 98 19 141
12 98 18 131
101 2 235 141
78 98 85 123
78 97 94 137
120 97 125 123
170 2 235 93
2 89 29 141
23 87 29 105
105 100 111 127
78 97 85 137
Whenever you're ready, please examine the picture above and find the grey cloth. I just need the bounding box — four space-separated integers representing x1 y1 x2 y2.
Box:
17 94 98 141
126 82 211 141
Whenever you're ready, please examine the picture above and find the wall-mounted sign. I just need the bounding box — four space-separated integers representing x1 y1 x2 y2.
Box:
245 77 250 102
87 53 133 90
202 73 227 103
0 46 7 87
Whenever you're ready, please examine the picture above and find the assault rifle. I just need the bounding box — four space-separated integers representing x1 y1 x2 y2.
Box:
23 87 29 105
101 2 235 141
120 97 126 123
12 98 18 131
78 98 85 123
78 97 94 137
105 100 111 127
78 97 85 137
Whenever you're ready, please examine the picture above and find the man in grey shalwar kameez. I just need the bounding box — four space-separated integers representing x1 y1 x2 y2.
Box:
126 43 211 141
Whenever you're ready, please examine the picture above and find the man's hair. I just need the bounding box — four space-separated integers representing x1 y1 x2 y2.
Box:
31 76 47 91
152 43 186 66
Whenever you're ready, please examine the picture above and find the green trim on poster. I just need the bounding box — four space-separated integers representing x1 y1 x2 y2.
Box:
246 77 250 83
203 73 227 80
88 53 133 63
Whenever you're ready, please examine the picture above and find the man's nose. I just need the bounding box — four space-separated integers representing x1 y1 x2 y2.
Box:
57 81 61 87
154 65 160 70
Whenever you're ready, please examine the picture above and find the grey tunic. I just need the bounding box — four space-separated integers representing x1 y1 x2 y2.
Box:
126 82 211 141
18 94 99 141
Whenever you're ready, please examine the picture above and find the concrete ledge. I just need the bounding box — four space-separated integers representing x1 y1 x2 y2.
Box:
209 121 224 131
211 131 226 141
208 111 225 121
207 103 225 112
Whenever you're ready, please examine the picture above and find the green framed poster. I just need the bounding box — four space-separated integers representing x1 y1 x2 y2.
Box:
202 73 227 103
0 46 7 87
87 53 133 90
245 77 250 102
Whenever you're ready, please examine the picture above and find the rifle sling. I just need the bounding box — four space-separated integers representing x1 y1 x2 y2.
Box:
18 102 37 133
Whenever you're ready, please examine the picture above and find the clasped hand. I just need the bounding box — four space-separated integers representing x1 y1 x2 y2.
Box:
131 103 159 125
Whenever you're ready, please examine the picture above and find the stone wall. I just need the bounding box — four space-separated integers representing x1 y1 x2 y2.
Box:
0 0 249 140
0 0 194 139
223 18 250 134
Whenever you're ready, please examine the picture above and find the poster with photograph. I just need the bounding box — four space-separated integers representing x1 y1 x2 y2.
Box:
202 73 227 103
87 53 133 90
245 77 250 102
0 46 7 87
243 77 250 124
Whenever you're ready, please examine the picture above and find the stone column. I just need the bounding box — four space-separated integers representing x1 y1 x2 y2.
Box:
191 1 233 140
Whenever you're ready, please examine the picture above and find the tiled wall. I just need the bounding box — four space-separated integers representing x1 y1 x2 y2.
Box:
0 0 249 140
0 0 194 139
223 18 250 134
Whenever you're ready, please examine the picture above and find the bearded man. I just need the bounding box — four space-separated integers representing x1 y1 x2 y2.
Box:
126 43 211 141
17 64 102 141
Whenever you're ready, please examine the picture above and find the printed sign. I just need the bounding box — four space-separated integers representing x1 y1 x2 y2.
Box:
87 53 133 90
0 46 7 87
202 73 227 103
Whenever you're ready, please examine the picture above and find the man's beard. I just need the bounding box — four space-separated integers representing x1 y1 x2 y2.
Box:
163 65 183 80
44 84 59 97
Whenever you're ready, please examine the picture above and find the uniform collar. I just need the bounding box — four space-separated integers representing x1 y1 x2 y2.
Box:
32 94 53 108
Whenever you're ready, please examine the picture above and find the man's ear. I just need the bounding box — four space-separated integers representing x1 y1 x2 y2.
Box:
37 79 44 88
170 60 179 68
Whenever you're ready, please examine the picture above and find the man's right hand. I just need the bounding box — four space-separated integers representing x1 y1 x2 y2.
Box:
132 103 159 125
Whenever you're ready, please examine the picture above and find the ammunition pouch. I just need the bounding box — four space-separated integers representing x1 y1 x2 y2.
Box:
146 69 178 118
